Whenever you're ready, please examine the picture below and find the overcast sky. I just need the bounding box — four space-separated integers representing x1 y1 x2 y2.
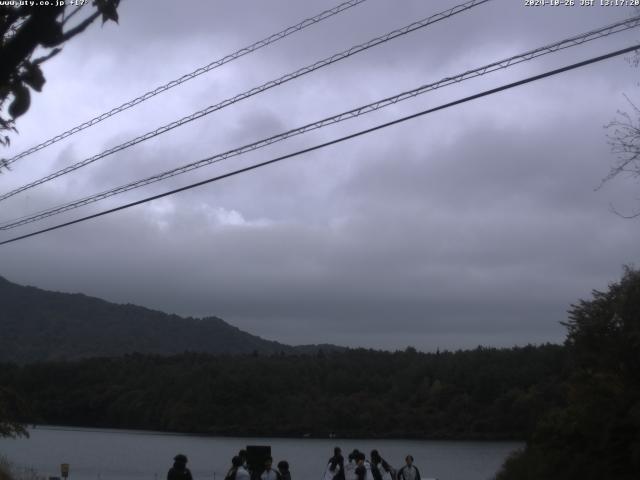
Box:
1 0 639 351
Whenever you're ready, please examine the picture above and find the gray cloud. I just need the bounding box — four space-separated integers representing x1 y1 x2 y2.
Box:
1 0 639 351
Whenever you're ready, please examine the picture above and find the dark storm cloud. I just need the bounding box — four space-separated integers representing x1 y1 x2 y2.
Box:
1 0 639 350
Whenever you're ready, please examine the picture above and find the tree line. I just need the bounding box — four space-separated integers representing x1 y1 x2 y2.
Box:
0 344 566 440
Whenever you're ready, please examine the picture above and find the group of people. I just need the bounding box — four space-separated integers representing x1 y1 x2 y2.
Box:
166 451 291 480
224 450 291 480
166 447 422 480
324 447 422 480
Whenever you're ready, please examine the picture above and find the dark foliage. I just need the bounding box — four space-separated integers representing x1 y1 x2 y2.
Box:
0 0 120 163
0 344 566 439
0 386 28 438
496 267 640 480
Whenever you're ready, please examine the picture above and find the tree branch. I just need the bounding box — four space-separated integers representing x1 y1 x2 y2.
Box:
60 10 101 43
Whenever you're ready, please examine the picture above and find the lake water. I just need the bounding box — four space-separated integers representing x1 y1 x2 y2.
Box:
0 427 520 480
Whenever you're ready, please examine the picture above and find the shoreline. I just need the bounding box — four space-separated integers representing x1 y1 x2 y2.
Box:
25 424 526 443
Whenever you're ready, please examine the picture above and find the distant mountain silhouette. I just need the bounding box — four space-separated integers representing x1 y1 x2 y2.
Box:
0 276 339 363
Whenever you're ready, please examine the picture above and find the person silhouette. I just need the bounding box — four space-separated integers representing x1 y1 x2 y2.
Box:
167 454 193 480
397 456 420 480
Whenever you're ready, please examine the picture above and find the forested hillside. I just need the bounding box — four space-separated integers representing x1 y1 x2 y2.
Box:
0 276 335 362
0 345 566 439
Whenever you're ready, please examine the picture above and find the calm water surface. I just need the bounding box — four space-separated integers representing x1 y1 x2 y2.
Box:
0 427 520 480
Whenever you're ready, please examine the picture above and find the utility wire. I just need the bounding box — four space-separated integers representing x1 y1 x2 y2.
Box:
1 43 637 247
0 0 369 167
2 15 638 231
0 0 492 203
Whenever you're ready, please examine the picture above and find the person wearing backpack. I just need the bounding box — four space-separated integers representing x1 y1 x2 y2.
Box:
324 447 344 480
225 456 249 480
276 460 291 480
370 450 394 480
260 456 281 480
396 456 420 480
344 450 360 480
167 454 193 480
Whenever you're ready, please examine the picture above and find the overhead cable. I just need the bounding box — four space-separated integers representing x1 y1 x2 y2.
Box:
1 43 637 246
2 15 638 230
1 0 369 167
0 0 492 202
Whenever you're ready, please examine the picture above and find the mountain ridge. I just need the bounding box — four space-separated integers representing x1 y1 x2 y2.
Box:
0 275 339 363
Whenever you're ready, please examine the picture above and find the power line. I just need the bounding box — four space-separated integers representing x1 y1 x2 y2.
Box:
0 0 369 168
1 43 637 247
0 0 492 203
2 15 638 231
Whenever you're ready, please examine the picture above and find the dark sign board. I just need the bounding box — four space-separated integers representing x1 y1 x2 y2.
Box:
246 445 271 478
